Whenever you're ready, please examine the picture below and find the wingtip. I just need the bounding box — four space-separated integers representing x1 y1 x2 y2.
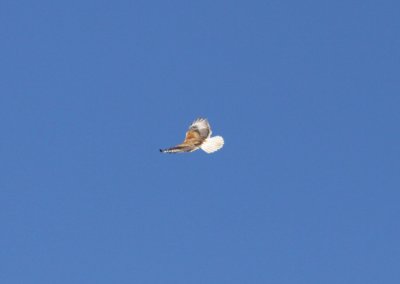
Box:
159 149 163 153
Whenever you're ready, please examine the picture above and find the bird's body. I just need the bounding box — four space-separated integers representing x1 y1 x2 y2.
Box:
160 118 224 154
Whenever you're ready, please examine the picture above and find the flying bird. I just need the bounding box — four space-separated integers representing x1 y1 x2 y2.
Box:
160 118 224 154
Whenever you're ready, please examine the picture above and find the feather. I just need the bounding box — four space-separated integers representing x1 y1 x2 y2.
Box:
200 136 224 154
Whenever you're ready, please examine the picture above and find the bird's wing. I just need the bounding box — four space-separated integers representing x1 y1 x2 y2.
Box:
160 143 196 153
184 118 211 143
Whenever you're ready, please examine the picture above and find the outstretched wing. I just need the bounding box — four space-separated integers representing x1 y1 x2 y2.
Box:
185 118 211 142
159 143 196 153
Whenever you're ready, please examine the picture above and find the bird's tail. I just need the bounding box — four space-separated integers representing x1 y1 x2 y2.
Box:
200 136 224 154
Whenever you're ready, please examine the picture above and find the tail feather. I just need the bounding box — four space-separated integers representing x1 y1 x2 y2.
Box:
200 136 224 154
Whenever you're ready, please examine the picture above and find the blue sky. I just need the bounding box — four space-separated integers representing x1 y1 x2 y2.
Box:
1 0 399 283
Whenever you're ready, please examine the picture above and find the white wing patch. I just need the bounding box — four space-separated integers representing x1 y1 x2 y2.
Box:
189 118 211 139
200 136 224 154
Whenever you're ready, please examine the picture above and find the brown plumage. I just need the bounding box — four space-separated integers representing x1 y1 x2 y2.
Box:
160 118 224 154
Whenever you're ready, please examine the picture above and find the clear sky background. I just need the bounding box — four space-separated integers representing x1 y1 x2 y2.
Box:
1 0 399 283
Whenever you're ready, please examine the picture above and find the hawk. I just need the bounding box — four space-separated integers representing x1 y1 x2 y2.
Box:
160 118 224 154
